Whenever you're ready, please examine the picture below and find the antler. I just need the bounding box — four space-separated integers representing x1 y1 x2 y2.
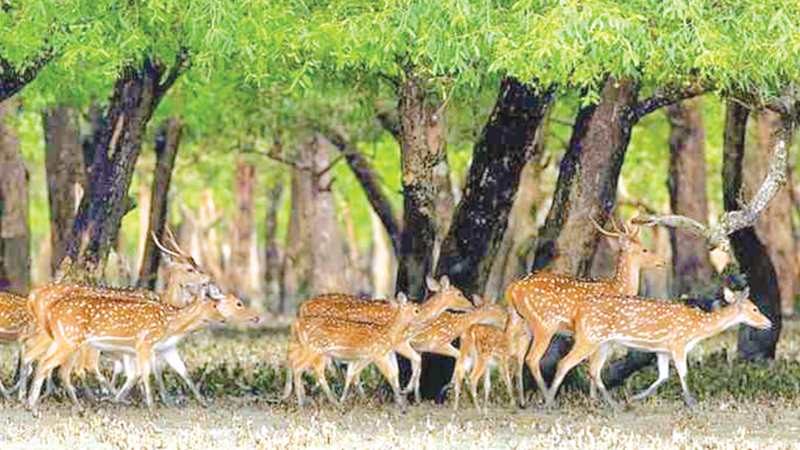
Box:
589 216 623 239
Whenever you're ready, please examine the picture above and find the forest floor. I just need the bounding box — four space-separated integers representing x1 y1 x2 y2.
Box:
1 322 800 449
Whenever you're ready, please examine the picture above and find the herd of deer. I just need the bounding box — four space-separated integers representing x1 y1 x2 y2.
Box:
285 216 772 410
0 216 773 411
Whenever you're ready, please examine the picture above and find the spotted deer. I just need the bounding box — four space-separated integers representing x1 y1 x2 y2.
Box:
505 215 665 406
19 228 221 401
291 276 474 403
26 293 260 409
403 295 508 402
450 300 528 410
546 288 771 407
287 293 421 407
0 292 34 398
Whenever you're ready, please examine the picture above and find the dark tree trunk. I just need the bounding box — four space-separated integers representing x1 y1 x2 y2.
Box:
436 77 554 295
0 95 29 294
137 118 182 289
395 73 446 301
66 55 186 276
264 181 284 312
532 77 639 275
44 106 84 275
418 78 554 402
666 98 714 296
724 100 782 360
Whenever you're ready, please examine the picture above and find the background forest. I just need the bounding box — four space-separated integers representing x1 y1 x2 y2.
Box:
1 0 800 395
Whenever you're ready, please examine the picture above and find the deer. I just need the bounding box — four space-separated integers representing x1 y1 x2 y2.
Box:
404 295 508 402
287 293 421 407
505 214 665 407
0 292 35 398
450 300 528 411
26 292 261 409
291 275 475 403
546 288 771 407
19 228 222 402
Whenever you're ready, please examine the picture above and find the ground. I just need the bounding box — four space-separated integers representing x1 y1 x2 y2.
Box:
1 323 800 449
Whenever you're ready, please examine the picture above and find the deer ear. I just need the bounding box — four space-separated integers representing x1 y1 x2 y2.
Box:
723 287 736 304
471 294 483 306
739 287 750 303
396 292 408 304
439 275 450 290
426 276 440 292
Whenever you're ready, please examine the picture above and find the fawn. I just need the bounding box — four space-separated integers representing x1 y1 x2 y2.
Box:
546 288 771 407
505 215 665 406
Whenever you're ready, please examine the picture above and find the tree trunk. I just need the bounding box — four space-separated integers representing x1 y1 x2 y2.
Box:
0 95 29 294
533 77 639 275
137 118 182 289
745 110 797 315
230 156 259 304
724 101 782 360
395 73 446 301
43 106 84 276
264 181 284 312
67 56 186 276
310 136 349 294
666 97 714 296
436 77 554 295
282 142 314 312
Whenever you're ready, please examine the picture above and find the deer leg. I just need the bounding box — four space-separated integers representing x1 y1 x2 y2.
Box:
587 345 618 409
137 346 154 410
27 342 74 409
525 329 554 404
114 354 140 404
394 341 421 403
467 356 485 409
672 350 695 407
373 355 404 408
312 355 337 405
451 347 473 410
546 340 595 407
500 360 515 409
632 353 670 403
58 352 80 405
513 334 530 408
160 347 205 406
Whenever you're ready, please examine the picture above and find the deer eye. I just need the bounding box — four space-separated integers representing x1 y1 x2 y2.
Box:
236 301 243 308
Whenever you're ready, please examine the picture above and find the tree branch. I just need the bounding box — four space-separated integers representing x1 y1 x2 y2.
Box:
320 130 402 256
633 80 709 119
636 114 792 250
0 49 55 101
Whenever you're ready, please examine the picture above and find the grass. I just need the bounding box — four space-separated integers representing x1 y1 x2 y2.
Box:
1 322 800 449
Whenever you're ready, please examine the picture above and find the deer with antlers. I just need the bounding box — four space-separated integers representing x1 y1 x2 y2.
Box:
19 227 223 403
26 292 260 409
505 214 665 407
546 288 771 407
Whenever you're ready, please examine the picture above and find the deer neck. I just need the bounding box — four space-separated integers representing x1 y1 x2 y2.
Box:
165 301 216 338
163 276 192 307
689 305 742 341
614 249 640 295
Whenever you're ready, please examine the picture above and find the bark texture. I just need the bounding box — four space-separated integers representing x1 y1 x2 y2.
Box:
138 118 181 289
533 77 639 275
67 55 186 276
264 181 284 312
724 100 782 360
396 73 448 301
44 106 84 275
0 95 29 294
230 156 260 304
746 110 797 315
436 77 554 295
666 98 714 295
